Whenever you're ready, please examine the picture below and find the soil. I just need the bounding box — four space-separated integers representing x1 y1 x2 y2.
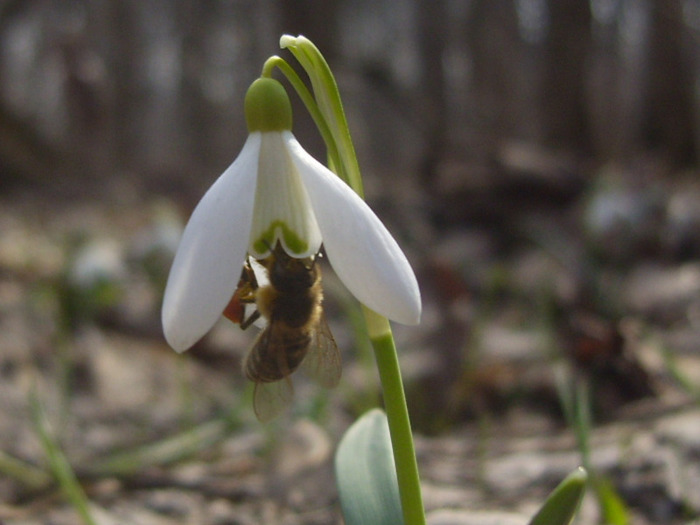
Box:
2 168 700 525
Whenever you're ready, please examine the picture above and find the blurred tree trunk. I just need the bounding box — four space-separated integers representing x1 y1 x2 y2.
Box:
585 6 647 164
107 0 144 170
541 0 592 153
464 0 520 156
0 102 66 187
0 3 60 186
178 0 217 166
276 0 339 154
277 0 339 59
61 34 112 180
417 0 448 185
644 0 697 165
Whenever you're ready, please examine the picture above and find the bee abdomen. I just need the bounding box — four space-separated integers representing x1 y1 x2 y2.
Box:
245 327 311 383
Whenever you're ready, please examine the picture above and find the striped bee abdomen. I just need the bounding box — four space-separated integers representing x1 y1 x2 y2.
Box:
244 323 312 383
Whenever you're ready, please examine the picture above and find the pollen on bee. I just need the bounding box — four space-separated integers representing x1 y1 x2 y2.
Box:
223 290 245 325
255 285 277 321
223 257 261 326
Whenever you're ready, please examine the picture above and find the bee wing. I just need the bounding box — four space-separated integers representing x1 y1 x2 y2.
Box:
303 314 341 389
253 378 294 422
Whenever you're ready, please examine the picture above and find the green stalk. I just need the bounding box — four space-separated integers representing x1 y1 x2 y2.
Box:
364 307 426 525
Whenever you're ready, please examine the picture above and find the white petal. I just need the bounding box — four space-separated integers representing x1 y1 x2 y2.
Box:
248 132 322 258
285 132 421 325
162 134 261 351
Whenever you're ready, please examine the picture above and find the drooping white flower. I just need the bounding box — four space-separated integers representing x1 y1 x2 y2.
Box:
162 78 421 352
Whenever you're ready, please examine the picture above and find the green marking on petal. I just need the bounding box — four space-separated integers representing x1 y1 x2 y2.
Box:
248 132 322 259
245 78 293 132
252 220 309 256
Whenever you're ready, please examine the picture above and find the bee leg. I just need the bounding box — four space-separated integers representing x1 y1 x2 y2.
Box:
240 309 261 330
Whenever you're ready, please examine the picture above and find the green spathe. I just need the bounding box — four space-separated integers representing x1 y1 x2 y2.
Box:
245 78 292 132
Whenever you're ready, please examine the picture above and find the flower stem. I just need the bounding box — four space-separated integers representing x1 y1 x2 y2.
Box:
364 308 426 525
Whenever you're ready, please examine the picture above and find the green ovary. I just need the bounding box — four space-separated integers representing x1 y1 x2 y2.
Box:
244 78 293 133
252 221 309 255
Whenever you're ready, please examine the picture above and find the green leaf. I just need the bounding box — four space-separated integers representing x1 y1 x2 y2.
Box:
529 467 588 525
30 391 98 525
595 475 630 525
335 409 403 525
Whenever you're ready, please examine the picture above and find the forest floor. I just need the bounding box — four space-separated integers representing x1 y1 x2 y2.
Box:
2 160 700 524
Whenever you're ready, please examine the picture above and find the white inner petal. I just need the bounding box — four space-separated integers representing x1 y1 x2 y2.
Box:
249 132 322 258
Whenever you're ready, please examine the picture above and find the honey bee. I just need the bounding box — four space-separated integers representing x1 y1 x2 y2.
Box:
224 242 341 421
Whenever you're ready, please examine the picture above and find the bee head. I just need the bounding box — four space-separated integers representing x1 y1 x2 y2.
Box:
265 242 318 291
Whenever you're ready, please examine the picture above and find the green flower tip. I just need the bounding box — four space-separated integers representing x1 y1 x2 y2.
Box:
279 34 296 48
280 34 306 49
245 78 292 133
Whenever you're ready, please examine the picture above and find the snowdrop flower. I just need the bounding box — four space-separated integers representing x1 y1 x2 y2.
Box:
162 78 420 352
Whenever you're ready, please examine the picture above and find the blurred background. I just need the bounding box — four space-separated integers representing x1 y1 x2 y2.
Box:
4 0 699 197
3 1 700 524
